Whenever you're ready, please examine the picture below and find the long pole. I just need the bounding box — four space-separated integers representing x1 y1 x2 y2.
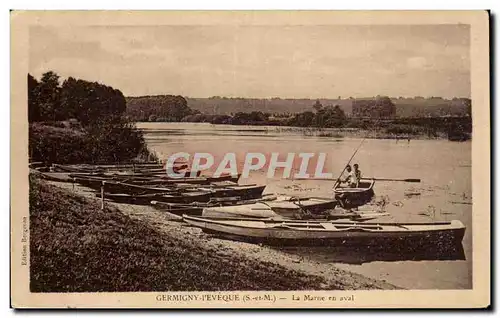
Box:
333 137 366 187
295 177 421 183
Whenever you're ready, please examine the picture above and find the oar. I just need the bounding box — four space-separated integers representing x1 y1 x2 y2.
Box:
372 178 421 183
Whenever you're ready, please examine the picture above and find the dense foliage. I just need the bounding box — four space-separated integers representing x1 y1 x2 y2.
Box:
29 72 126 124
180 96 470 117
126 95 195 122
352 96 397 118
127 95 470 124
28 72 151 164
288 102 347 128
29 122 149 164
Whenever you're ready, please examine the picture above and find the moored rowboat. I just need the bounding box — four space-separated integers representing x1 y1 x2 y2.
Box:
73 176 254 196
202 202 388 221
96 191 213 205
199 184 266 200
38 172 73 183
202 197 338 219
182 214 466 247
150 194 279 213
70 173 236 186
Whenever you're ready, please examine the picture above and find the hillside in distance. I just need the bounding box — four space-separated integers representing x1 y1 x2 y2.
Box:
125 95 471 119
185 97 352 116
185 96 470 117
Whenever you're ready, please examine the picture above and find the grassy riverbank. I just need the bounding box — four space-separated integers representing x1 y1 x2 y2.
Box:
246 117 471 141
30 175 397 292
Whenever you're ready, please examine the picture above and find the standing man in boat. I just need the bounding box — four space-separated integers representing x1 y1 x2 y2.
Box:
353 164 362 187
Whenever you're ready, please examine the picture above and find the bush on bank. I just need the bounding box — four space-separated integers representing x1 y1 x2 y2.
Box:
29 121 151 164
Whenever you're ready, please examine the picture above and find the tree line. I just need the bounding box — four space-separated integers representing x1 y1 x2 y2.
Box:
29 72 127 124
126 95 196 122
126 94 471 140
182 96 470 117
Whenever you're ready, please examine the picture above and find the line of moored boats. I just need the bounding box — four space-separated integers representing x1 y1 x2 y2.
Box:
31 162 466 249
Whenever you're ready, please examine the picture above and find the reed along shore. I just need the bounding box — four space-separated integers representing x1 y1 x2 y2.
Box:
29 174 398 292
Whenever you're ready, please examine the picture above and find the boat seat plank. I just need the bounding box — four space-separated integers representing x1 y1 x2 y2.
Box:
320 223 338 230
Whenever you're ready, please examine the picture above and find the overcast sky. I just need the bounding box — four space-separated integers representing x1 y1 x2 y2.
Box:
29 24 470 98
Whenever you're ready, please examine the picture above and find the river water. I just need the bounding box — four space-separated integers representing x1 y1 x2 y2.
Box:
137 122 472 290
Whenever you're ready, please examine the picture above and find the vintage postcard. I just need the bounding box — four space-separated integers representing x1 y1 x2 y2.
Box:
11 10 490 308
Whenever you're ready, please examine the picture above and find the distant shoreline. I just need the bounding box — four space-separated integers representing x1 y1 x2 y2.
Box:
136 122 472 142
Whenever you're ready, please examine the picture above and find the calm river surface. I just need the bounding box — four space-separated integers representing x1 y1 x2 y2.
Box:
137 122 472 290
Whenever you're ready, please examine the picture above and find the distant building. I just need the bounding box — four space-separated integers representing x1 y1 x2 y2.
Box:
352 96 396 118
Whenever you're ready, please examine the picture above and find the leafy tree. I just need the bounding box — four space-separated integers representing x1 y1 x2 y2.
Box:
59 77 82 119
35 71 61 121
312 99 323 112
460 98 472 117
314 105 347 128
60 77 126 125
126 95 193 122
352 96 396 118
289 111 315 127
210 115 231 124
248 111 268 122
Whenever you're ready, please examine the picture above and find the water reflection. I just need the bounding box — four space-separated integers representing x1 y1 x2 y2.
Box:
202 231 466 265
275 244 466 265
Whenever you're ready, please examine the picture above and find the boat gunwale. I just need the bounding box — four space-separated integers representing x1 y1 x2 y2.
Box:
333 178 375 193
183 214 464 229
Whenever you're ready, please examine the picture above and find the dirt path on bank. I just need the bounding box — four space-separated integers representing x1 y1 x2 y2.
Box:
47 180 400 290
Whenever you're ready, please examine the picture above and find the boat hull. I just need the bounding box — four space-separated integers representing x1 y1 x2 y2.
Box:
151 202 204 216
96 193 170 205
267 198 338 219
183 215 466 248
208 185 266 200
202 197 338 219
334 179 376 209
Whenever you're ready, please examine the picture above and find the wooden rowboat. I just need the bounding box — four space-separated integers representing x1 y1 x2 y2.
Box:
70 174 240 191
333 178 376 209
70 170 202 179
96 191 213 205
124 174 239 186
202 202 387 221
198 184 266 200
150 201 204 216
202 197 338 219
95 183 267 205
95 193 168 205
74 178 179 195
182 215 466 247
38 172 73 183
151 199 386 221
151 194 278 212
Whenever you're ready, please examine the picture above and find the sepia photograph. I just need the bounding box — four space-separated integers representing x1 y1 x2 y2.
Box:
10 10 490 308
